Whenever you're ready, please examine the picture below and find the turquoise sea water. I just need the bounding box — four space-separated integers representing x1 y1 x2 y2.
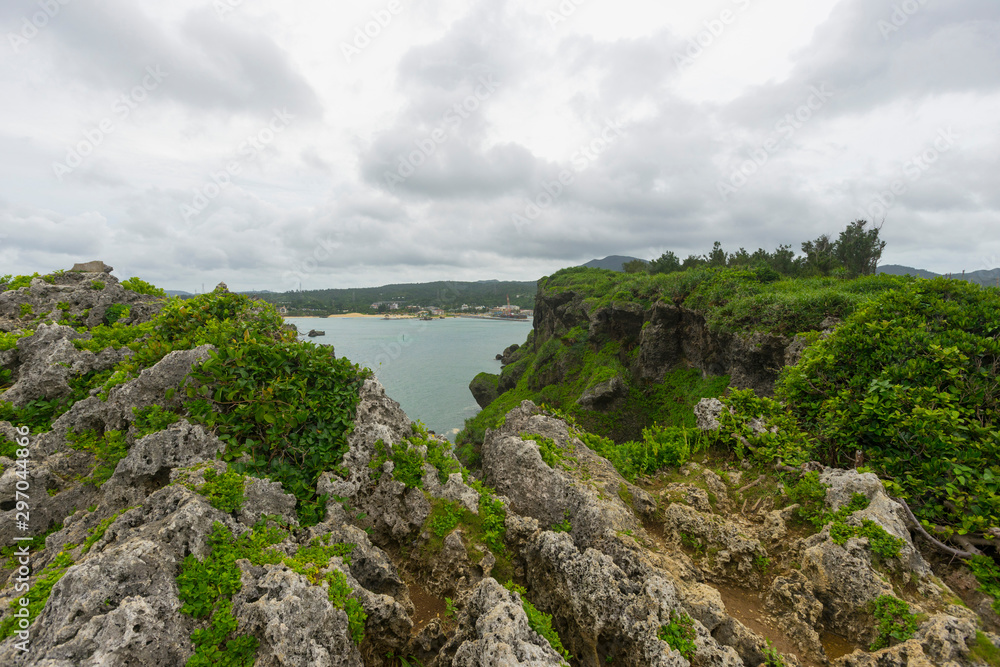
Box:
286 317 532 439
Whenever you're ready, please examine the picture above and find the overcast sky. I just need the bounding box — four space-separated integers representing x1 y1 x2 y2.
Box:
1 0 998 292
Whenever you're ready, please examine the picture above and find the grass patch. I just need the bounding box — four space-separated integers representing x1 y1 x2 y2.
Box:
868 595 918 650
0 551 75 640
504 582 572 665
66 429 128 487
658 610 697 660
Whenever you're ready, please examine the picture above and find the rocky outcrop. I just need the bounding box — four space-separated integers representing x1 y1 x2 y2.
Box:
529 289 802 397
1 274 996 667
438 578 566 666
0 266 163 332
469 372 499 410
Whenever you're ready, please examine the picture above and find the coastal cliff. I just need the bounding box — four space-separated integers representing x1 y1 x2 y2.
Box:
0 265 997 666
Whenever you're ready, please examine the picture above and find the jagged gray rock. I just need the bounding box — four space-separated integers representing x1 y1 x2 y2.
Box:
0 324 126 407
481 401 640 548
439 578 567 667
694 398 724 431
233 565 364 667
0 268 163 332
576 375 626 411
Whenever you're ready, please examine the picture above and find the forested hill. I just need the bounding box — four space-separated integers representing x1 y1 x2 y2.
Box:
248 280 537 316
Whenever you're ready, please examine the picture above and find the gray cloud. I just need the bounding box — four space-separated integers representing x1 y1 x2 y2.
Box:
2 0 998 291
36 1 321 119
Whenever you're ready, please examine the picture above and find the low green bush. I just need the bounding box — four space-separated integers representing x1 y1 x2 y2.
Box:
778 278 1000 542
185 336 367 523
869 595 918 650
504 582 572 664
131 405 180 438
120 277 167 297
967 555 1000 614
658 610 697 660
66 429 128 487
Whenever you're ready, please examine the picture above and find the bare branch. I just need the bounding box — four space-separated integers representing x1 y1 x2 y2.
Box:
893 496 978 559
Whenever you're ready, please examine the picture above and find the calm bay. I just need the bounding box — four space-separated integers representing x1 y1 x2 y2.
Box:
285 316 531 439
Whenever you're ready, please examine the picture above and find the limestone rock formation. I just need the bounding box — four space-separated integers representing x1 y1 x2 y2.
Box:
0 274 995 667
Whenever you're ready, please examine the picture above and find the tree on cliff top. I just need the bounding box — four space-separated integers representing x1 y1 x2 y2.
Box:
835 219 886 277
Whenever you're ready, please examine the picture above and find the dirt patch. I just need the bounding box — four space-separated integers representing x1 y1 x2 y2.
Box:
715 584 824 667
821 631 860 662
407 580 448 634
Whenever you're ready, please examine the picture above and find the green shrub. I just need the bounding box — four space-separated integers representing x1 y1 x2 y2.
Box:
714 389 815 465
121 277 167 297
282 536 364 643
73 321 153 353
0 330 31 352
786 471 830 528
473 482 508 556
966 555 1000 615
658 610 697 660
417 430 461 483
762 641 785 667
3 273 41 291
132 405 180 438
103 304 130 325
521 433 563 468
429 500 463 538
504 582 572 664
19 303 33 318
829 519 904 560
66 429 128 487
370 438 425 489
90 280 105 290
574 424 693 482
177 521 286 665
551 510 572 533
194 469 246 514
778 278 1000 541
0 551 74 639
869 595 918 650
185 335 367 523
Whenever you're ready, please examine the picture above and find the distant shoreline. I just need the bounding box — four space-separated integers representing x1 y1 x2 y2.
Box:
283 313 531 321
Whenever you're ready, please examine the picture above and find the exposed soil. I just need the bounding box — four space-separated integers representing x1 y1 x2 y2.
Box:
714 584 821 666
821 631 861 662
407 579 448 634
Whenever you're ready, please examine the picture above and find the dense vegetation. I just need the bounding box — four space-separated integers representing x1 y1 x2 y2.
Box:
457 265 919 460
682 277 1000 552
0 281 370 524
462 234 999 557
639 219 886 279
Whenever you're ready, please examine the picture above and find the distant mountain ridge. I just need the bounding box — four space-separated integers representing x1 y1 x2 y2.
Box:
580 255 648 272
878 265 1000 286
